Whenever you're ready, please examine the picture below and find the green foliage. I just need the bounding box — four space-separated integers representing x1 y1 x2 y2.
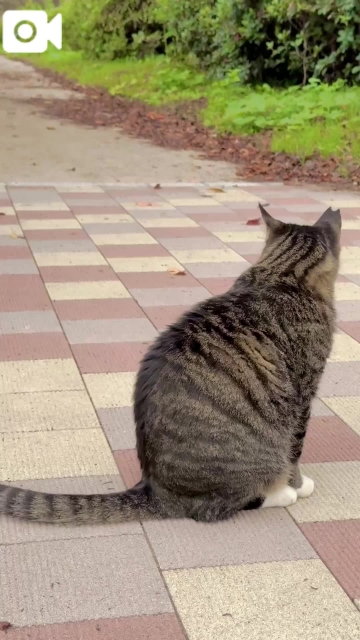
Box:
154 0 360 84
57 0 162 59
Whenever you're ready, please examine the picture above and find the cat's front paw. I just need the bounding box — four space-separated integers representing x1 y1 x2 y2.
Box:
297 475 315 499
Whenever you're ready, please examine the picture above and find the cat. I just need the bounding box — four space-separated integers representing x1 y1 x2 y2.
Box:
0 204 341 525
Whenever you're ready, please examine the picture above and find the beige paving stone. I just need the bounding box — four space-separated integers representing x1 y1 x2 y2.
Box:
339 247 360 275
213 189 266 203
108 256 183 273
84 371 136 408
0 359 83 394
164 560 360 640
328 334 360 362
57 185 106 193
140 217 198 228
168 198 219 207
322 396 360 435
335 282 360 300
342 219 360 230
213 230 265 243
172 248 244 264
123 201 175 210
0 390 100 433
46 281 131 300
0 535 172 626
34 252 107 266
0 224 23 236
288 461 360 523
76 213 133 223
15 202 70 211
0 206 16 215
21 219 80 230
324 199 360 208
0 428 118 481
90 232 158 245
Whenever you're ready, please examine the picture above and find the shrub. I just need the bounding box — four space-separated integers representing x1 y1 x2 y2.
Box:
154 0 360 84
59 0 162 59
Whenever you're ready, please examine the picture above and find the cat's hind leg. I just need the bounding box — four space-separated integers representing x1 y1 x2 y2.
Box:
261 485 298 508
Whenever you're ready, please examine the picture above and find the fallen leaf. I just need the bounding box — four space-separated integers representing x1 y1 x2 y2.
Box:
147 112 165 121
246 218 261 225
135 202 154 207
209 187 225 193
11 231 24 239
154 183 161 189
167 267 186 276
47 126 56 130
0 622 12 631
0 212 6 216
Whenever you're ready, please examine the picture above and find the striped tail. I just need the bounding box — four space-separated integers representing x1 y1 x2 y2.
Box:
0 480 155 525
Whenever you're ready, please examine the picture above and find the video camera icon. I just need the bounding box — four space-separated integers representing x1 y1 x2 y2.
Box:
2 10 62 53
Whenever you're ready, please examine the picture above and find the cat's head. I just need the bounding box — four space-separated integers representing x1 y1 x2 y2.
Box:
258 204 341 299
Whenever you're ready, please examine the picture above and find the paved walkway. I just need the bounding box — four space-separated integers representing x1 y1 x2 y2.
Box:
1 182 360 639
0 57 238 183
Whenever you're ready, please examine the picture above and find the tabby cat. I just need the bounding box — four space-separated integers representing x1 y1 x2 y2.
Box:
0 205 341 525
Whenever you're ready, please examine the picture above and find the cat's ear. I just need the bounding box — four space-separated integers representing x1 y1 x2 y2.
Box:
314 207 341 234
259 203 284 232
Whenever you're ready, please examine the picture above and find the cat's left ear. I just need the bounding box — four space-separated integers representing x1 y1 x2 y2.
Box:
314 207 341 234
259 203 284 232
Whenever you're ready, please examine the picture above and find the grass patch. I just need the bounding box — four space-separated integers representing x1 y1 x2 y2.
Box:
6 48 360 162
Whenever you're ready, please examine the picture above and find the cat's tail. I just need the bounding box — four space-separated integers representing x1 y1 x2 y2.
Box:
0 480 157 525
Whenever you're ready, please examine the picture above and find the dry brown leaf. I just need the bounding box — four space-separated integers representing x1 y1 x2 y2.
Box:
167 267 186 276
0 622 12 631
154 183 161 189
0 212 5 216
246 218 262 226
209 187 225 193
135 202 154 207
11 231 24 239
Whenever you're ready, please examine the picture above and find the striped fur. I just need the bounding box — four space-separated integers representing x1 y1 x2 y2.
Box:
0 206 341 525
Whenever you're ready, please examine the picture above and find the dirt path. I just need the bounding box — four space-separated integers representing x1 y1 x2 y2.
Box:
0 56 238 183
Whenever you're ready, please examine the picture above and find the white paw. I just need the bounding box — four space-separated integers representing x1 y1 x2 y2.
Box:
262 485 298 508
297 475 315 499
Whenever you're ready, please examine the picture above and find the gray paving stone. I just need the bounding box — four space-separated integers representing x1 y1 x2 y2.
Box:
0 310 61 334
62 317 158 344
97 406 136 450
0 259 38 274
130 286 209 307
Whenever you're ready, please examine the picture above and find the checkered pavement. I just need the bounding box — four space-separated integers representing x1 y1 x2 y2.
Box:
0 182 360 639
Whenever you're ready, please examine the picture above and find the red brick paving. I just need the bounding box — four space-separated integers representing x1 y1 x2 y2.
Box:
72 342 150 373
53 298 146 321
301 417 360 463
114 449 142 488
0 333 72 361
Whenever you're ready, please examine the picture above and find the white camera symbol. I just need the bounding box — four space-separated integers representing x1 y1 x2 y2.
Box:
2 10 62 53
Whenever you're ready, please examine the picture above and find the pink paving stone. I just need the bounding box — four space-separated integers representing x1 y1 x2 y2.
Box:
0 215 17 225
189 212 246 223
17 211 76 219
340 230 360 245
268 197 321 205
0 275 52 311
53 298 145 321
144 305 191 330
0 246 32 259
114 449 142 488
39 265 118 283
299 520 360 600
147 226 212 239
25 229 89 241
241 254 259 265
200 277 235 295
5 614 186 640
101 245 170 259
337 321 360 341
119 271 200 289
0 333 71 361
72 342 150 374
301 417 360 463
65 206 127 215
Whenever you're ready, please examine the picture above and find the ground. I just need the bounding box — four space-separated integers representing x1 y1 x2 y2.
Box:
0 57 237 183
1 56 360 640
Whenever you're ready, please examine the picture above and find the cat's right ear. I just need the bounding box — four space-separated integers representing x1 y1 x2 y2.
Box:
259 203 284 232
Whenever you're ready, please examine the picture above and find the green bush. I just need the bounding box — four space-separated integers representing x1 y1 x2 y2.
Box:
154 0 360 84
59 0 162 59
